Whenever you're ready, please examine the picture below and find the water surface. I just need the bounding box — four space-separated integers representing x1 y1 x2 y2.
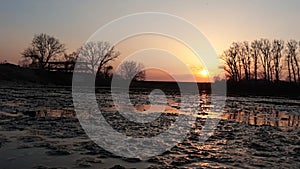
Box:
0 86 299 168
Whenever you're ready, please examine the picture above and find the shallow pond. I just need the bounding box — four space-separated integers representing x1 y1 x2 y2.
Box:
0 85 299 168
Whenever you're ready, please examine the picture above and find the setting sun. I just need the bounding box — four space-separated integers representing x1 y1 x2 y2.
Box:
199 69 209 77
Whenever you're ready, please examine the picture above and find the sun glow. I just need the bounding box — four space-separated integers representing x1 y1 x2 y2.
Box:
199 69 209 77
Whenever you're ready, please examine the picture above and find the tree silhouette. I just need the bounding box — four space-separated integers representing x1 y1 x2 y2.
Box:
18 57 31 68
239 41 251 80
103 65 113 79
64 51 79 62
78 41 120 75
271 40 284 82
286 40 299 83
250 40 261 80
117 61 145 81
22 33 65 69
222 38 300 83
258 39 272 81
222 42 242 82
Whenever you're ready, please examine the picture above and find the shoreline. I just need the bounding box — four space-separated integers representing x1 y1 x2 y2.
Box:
1 63 300 98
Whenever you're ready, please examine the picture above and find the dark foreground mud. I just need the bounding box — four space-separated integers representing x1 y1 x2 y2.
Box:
0 86 299 168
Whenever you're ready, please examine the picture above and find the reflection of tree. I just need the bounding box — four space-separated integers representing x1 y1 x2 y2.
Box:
117 61 145 81
225 110 299 127
78 41 120 75
22 33 66 69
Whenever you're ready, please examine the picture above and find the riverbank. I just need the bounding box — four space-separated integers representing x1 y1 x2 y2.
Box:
1 63 299 98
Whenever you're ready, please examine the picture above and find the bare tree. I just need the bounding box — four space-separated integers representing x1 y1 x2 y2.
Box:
251 40 261 80
18 57 31 68
286 40 299 83
103 65 114 79
78 41 120 75
222 38 300 83
296 41 300 82
117 61 146 81
271 40 284 82
64 51 79 62
258 39 272 81
239 41 251 80
22 33 65 69
222 42 242 82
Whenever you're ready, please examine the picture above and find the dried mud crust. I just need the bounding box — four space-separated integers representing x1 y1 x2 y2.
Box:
1 114 300 168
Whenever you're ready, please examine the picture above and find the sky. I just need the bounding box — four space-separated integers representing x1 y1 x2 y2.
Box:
1 0 300 81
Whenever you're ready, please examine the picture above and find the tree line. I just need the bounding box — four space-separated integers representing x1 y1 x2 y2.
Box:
222 39 300 83
18 34 300 84
19 33 145 81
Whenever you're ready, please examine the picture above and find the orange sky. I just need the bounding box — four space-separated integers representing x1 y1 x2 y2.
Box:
145 69 210 82
113 34 218 82
1 1 300 82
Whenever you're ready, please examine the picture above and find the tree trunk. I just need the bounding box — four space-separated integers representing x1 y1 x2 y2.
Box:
287 56 292 83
